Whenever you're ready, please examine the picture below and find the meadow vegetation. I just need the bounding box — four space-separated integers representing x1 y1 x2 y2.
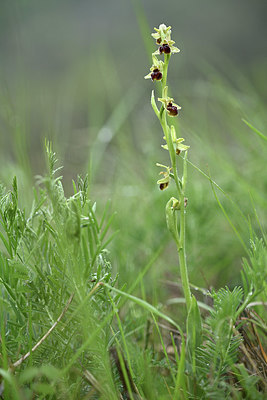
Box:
0 18 266 400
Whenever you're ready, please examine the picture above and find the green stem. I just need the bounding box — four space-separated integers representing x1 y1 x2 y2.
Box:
170 143 191 311
159 54 191 311
162 54 170 88
179 152 191 310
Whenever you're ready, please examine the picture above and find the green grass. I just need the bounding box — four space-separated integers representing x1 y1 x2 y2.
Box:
0 14 267 400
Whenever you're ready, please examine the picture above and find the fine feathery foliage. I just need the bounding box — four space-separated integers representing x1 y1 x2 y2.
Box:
196 287 244 397
0 142 120 398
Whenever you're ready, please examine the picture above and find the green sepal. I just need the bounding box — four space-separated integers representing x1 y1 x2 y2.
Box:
161 144 168 150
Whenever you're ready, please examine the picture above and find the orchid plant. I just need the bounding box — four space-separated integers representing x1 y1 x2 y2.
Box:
145 24 191 311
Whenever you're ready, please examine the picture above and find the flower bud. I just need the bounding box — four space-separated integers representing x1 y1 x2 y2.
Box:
166 197 180 243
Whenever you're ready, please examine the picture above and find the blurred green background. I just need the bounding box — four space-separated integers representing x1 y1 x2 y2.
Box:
0 0 266 301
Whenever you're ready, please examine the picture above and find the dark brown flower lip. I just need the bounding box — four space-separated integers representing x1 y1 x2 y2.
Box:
159 182 169 190
166 102 178 116
159 43 171 54
151 68 163 81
